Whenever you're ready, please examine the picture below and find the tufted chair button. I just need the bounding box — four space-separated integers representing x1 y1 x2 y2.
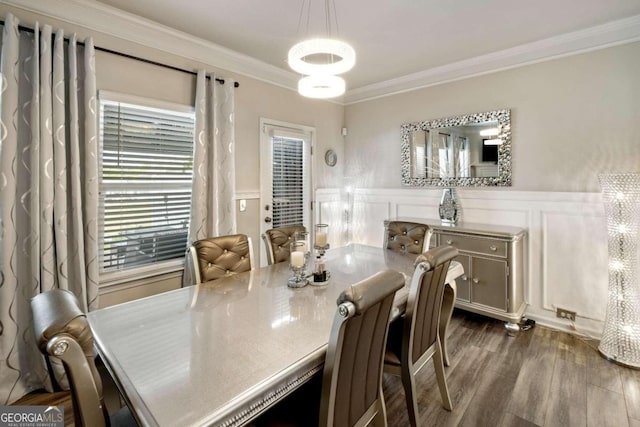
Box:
226 270 230 274
401 245 405 250
208 263 212 267
402 231 407 235
223 249 228 253
415 240 419 244
241 256 245 260
279 245 282 249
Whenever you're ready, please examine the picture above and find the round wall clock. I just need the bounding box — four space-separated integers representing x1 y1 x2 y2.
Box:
324 149 337 167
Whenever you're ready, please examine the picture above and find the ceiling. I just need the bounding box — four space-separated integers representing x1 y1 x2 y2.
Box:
95 0 640 94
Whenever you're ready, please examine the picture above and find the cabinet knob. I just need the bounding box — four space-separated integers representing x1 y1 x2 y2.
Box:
461 275 468 281
446 239 453 245
472 278 480 284
489 245 497 251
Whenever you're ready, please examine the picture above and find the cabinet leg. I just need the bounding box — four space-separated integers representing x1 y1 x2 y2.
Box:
504 321 520 336
504 318 535 336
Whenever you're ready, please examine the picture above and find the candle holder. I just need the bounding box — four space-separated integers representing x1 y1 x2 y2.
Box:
288 241 309 288
294 230 311 258
313 224 330 284
314 224 330 254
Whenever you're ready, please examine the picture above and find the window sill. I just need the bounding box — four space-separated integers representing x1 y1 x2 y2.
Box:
99 259 185 289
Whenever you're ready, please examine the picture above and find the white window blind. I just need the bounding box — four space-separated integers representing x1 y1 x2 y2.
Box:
99 97 195 274
272 135 305 228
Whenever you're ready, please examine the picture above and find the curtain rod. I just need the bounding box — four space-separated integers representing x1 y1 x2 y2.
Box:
0 20 240 88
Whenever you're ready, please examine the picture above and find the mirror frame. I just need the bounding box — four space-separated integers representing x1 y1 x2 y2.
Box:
401 109 511 187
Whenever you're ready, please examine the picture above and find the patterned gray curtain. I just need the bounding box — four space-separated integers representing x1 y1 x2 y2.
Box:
0 13 99 404
184 71 236 285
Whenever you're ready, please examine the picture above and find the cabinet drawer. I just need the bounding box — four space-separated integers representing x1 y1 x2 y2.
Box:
439 233 507 257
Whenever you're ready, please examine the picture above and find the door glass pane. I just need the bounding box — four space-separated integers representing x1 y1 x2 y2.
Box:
272 136 304 228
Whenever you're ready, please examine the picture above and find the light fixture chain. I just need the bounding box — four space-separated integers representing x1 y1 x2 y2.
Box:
295 0 311 38
305 0 311 37
325 0 331 37
332 0 340 37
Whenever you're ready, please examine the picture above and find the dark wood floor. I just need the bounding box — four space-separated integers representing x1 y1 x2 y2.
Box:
383 309 639 427
14 309 639 427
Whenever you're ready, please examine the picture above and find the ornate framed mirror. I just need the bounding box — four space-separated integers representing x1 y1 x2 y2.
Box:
401 109 511 187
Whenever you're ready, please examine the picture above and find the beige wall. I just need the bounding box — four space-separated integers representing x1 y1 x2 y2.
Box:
225 73 346 270
6 3 638 309
0 5 345 305
344 42 640 192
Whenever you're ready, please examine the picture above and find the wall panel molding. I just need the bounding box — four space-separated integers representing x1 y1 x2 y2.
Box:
319 187 607 337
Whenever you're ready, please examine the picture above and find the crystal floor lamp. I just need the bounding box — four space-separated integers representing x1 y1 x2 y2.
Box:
599 173 640 368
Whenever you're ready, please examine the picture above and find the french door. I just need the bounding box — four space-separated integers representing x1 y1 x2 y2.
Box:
259 119 314 266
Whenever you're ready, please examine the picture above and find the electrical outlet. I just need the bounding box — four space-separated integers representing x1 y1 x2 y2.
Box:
556 307 576 321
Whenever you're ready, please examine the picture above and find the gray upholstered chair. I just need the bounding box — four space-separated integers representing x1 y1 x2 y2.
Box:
384 221 432 255
188 234 254 284
320 269 405 426
261 225 306 265
254 269 405 427
383 245 458 426
31 289 137 427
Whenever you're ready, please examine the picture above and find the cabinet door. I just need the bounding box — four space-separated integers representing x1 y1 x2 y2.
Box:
454 254 471 302
470 257 507 311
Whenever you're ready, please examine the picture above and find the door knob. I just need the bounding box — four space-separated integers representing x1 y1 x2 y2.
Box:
472 278 480 284
264 216 272 223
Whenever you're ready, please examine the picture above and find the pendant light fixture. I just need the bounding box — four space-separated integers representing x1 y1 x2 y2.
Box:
288 0 355 99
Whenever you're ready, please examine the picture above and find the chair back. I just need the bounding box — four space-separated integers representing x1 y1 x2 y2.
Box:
320 270 405 427
189 234 254 284
406 245 458 364
262 225 306 265
31 289 108 427
384 221 432 254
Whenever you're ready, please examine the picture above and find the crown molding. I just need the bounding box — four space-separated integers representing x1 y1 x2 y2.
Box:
0 0 300 91
343 14 640 105
2 0 640 106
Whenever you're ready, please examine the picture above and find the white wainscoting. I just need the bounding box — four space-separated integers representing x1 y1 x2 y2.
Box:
317 187 608 337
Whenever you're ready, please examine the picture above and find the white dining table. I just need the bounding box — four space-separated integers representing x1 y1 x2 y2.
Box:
88 244 463 427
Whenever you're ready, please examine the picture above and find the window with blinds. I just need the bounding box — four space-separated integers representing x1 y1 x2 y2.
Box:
272 136 305 228
99 97 195 274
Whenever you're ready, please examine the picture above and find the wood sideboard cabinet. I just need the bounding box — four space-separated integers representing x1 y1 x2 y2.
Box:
385 219 527 331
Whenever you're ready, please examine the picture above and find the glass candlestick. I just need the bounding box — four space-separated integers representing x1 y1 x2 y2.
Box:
288 241 309 288
313 224 330 284
294 230 310 257
314 224 330 253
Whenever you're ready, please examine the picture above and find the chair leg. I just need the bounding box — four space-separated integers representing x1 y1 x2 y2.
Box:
439 281 456 367
400 366 420 427
371 395 388 427
434 341 453 411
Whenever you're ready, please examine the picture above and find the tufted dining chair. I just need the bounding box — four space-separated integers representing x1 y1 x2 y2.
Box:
188 234 254 285
254 269 405 427
383 245 458 426
31 289 137 427
384 221 432 255
261 225 306 265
